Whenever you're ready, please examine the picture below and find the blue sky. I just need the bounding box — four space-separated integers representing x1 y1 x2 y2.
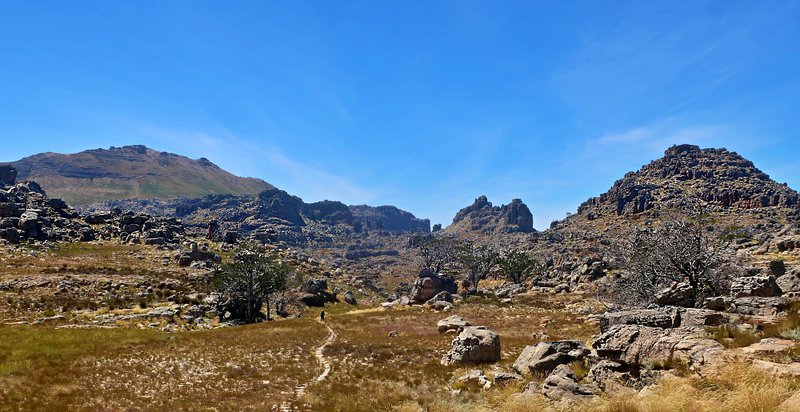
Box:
1 1 799 229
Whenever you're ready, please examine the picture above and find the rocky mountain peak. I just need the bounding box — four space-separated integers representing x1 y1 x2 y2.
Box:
449 196 534 234
576 144 799 219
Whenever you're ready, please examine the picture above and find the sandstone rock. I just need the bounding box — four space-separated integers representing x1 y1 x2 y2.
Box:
654 282 695 307
731 276 781 298
411 269 457 303
680 308 728 328
777 272 800 294
593 325 723 371
428 300 453 311
512 340 590 376
428 291 453 303
541 364 595 401
441 326 501 366
740 338 797 357
598 308 679 333
437 315 471 334
752 359 800 378
730 296 790 316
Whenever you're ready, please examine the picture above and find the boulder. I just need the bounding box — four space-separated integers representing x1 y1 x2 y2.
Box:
492 371 523 385
680 308 728 328
654 282 695 307
343 291 357 305
411 269 457 303
541 364 595 401
428 291 453 303
777 272 800 294
770 260 787 277
598 308 679 333
494 283 527 298
441 326 501 366
428 300 453 311
512 340 590 376
731 276 782 298
730 296 790 316
437 315 471 334
592 325 723 371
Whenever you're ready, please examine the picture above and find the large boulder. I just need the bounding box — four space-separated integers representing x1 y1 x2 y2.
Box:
437 315 471 334
731 276 782 298
512 340 590 376
598 308 679 333
300 278 337 307
593 325 723 371
541 364 595 401
654 282 695 307
441 326 501 366
411 269 457 303
777 272 800 294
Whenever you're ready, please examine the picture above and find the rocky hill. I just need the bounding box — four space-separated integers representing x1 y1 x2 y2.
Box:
4 145 272 206
446 195 534 235
575 144 798 220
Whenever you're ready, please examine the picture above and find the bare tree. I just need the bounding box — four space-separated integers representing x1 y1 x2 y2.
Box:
412 235 459 273
613 212 730 307
458 240 500 293
497 249 544 284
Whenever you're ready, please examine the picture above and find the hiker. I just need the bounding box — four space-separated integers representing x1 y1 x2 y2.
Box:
320 309 326 322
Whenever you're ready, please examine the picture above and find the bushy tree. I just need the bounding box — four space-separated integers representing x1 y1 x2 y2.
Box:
613 213 730 307
497 249 543 284
458 241 499 293
213 243 292 323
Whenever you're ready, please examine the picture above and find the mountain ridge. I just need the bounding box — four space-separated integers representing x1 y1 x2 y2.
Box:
3 145 273 205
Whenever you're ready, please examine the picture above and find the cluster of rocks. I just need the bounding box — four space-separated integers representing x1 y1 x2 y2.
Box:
0 165 187 247
299 278 338 307
448 195 534 234
85 208 185 246
175 242 220 268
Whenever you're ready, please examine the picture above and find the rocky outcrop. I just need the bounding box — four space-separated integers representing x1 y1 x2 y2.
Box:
593 324 724 371
577 145 799 219
512 340 590 375
441 326 501 366
410 269 457 303
730 276 782 298
541 364 596 401
448 196 534 234
300 279 338 307
598 308 680 332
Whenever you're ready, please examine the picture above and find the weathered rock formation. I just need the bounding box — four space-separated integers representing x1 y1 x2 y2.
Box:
441 326 501 365
448 196 534 234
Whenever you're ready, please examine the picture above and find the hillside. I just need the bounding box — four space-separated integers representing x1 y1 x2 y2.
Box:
4 145 273 205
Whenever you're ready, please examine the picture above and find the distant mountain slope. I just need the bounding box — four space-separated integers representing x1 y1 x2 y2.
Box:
445 195 534 235
5 145 273 205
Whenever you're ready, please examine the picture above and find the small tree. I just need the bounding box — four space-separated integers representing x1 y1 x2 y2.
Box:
613 213 730 307
497 249 543 284
458 241 499 293
412 235 458 273
213 243 291 323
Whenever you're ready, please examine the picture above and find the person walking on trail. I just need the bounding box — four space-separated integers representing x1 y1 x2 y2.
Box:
320 309 326 322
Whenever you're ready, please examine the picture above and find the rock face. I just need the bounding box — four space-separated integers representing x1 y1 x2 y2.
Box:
512 340 590 375
441 326 501 366
410 269 458 303
448 196 534 234
593 325 724 371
